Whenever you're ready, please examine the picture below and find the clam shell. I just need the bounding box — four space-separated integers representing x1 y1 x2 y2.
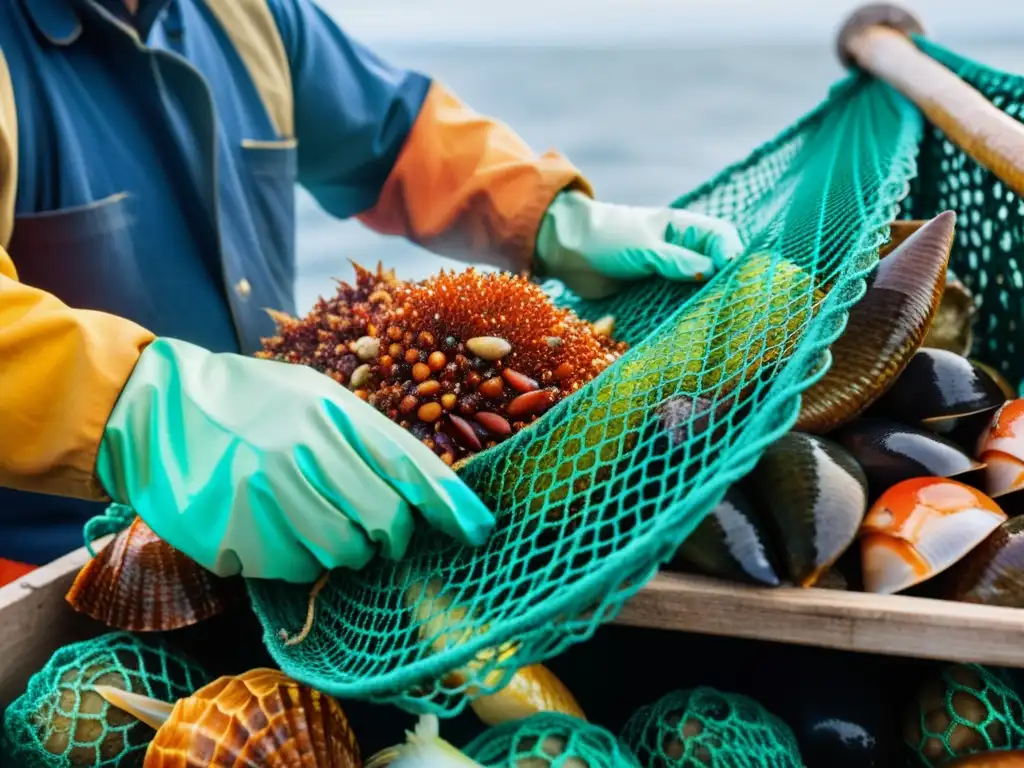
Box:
673 486 782 587
65 517 236 632
470 663 586 727
923 274 976 357
870 348 1007 424
748 432 869 588
831 418 985 500
795 210 955 434
977 399 1024 498
860 477 1007 595
944 516 1024 607
145 669 360 767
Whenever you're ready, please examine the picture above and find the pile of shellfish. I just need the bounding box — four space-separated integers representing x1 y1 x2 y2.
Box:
668 212 1024 604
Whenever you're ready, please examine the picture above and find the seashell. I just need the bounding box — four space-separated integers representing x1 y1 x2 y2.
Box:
466 336 512 361
976 399 1024 499
350 363 371 388
354 335 380 361
944 516 1024 608
507 389 557 418
747 432 869 587
870 347 1007 425
795 210 955 434
973 360 1018 401
96 668 361 767
591 315 615 337
673 486 782 586
476 411 512 436
470 663 586 727
860 477 1007 595
904 663 1024 766
923 274 976 357
366 714 486 767
65 517 236 632
831 418 985 500
503 369 540 393
878 219 926 258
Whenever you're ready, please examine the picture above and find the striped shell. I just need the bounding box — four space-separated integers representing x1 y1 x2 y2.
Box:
146 669 360 767
65 517 234 631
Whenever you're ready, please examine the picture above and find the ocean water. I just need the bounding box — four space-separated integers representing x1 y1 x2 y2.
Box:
294 40 1024 310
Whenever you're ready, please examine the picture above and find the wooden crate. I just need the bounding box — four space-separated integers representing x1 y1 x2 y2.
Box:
4 536 1024 712
0 537 111 708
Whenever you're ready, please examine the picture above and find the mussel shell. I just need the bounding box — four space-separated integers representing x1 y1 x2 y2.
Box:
673 486 782 587
973 360 1018 402
860 478 1008 595
923 275 976 357
147 669 361 767
923 405 1004 458
831 418 985 501
795 211 955 434
870 348 1008 424
748 432 869 587
65 517 237 632
944 517 1024 608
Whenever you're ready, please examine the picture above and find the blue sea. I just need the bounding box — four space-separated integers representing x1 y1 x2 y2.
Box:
293 40 1024 310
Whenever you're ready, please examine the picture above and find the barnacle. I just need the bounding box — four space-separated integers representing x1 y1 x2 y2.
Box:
258 262 628 463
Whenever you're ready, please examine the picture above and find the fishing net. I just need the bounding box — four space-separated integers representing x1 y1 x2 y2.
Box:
463 712 641 767
905 37 1024 390
906 663 1024 767
2 632 210 768
619 688 804 768
246 44 926 713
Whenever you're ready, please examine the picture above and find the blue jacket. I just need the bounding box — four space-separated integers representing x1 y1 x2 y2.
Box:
0 0 585 565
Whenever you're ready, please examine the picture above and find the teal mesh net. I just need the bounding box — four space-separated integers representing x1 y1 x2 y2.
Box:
619 688 804 768
246 50 927 714
2 632 210 768
906 663 1024 767
463 712 641 767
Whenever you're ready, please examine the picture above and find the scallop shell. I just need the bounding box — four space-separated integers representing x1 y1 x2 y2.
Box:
859 477 1007 595
65 517 235 632
121 669 361 767
795 210 955 433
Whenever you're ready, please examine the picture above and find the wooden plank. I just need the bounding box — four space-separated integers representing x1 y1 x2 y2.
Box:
0 537 111 707
614 572 1024 666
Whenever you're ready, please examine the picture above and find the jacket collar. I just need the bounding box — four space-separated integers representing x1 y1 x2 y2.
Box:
21 0 83 46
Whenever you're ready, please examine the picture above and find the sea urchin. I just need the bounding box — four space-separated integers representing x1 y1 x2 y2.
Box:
257 263 628 465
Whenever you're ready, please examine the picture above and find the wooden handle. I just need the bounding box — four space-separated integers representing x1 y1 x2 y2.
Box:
838 3 1024 199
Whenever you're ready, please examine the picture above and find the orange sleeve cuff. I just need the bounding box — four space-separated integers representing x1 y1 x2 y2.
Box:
0 248 155 500
356 81 593 274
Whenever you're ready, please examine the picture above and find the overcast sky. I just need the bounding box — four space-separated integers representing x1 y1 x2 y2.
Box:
321 1 1023 46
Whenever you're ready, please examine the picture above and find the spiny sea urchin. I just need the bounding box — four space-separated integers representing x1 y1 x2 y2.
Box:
258 262 628 465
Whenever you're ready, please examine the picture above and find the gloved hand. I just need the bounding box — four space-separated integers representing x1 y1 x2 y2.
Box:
94 337 495 583
534 190 745 299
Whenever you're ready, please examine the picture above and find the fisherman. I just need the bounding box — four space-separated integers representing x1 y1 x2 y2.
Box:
0 0 744 586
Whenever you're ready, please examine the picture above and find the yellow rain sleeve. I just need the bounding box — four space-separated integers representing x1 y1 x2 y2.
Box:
0 47 155 501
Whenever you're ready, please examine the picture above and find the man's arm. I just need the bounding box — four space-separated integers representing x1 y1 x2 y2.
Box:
0 47 155 500
266 0 593 273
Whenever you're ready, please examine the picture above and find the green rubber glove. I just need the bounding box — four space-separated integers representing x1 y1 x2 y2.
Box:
534 190 745 299
95 338 495 583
